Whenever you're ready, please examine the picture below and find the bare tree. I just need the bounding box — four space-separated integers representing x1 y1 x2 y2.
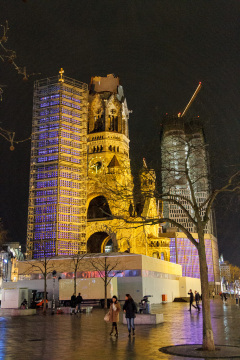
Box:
22 242 57 314
70 252 88 296
0 20 39 83
0 20 38 150
93 129 240 350
89 254 120 309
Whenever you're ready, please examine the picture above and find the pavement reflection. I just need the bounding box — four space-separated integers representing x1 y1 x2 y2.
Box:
0 299 239 360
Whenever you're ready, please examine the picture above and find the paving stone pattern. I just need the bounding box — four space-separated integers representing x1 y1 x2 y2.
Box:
0 299 240 360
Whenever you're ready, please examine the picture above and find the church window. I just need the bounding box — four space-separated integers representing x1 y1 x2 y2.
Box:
94 108 104 132
109 145 112 151
108 108 118 132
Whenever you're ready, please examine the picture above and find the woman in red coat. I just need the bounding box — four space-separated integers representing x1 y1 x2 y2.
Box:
109 295 121 337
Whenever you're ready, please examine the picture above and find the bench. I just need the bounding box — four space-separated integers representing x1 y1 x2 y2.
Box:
82 299 101 307
57 306 93 314
60 299 102 307
122 313 164 325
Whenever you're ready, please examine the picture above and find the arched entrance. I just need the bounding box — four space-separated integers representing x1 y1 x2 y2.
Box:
87 196 112 220
87 232 113 253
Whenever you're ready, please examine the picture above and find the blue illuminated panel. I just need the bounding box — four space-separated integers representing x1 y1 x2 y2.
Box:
169 237 214 282
169 238 176 263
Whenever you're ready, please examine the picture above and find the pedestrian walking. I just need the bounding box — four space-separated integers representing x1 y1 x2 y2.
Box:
212 290 215 300
194 291 200 311
235 293 239 305
109 295 121 337
188 289 196 311
76 293 83 313
123 294 137 337
70 293 76 315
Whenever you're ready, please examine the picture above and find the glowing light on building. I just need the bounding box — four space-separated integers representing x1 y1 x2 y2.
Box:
170 237 215 282
27 72 88 258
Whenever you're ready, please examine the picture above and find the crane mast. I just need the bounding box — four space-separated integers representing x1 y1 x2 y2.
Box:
179 82 202 118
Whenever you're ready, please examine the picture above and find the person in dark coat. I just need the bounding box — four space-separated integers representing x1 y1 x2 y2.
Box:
76 293 83 313
188 289 196 311
70 294 76 315
194 291 200 312
123 294 137 337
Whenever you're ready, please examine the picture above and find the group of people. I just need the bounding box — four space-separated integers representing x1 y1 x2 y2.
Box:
189 289 230 309
70 292 137 337
188 289 201 312
70 292 83 314
108 294 137 338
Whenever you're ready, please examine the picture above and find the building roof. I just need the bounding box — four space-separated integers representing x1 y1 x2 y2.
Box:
107 155 120 168
90 74 120 94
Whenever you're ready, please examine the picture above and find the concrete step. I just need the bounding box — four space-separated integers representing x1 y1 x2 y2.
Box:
122 313 164 325
0 309 36 316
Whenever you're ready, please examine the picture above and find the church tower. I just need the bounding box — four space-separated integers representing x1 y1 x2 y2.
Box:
86 74 134 253
87 74 131 177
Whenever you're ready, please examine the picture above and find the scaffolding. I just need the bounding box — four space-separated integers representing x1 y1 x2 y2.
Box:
161 118 213 235
27 74 88 258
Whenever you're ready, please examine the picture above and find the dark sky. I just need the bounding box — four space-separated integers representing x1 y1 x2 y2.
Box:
0 1 240 265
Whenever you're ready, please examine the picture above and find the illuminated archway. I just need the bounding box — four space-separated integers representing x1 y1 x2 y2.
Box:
87 196 112 220
87 232 113 253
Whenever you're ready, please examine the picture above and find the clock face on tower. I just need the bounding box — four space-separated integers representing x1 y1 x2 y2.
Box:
89 157 105 175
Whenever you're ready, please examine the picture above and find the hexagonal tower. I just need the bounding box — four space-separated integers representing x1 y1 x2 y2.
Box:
87 74 131 176
86 74 134 252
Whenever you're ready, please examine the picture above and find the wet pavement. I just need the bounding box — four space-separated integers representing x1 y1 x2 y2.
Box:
0 299 240 360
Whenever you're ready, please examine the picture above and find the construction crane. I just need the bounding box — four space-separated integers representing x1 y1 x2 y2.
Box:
178 82 202 118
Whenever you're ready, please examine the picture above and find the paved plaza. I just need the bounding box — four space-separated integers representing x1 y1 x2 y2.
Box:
0 299 240 360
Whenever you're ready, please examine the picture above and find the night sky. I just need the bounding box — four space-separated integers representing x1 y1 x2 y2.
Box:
0 1 240 265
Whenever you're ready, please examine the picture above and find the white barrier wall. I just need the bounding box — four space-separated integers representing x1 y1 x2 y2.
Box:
117 276 180 304
117 277 143 303
3 279 58 301
1 288 29 309
59 278 117 300
11 255 202 305
179 277 201 297
142 277 180 303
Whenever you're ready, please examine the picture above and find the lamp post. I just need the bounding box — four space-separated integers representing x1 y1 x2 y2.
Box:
52 270 57 314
